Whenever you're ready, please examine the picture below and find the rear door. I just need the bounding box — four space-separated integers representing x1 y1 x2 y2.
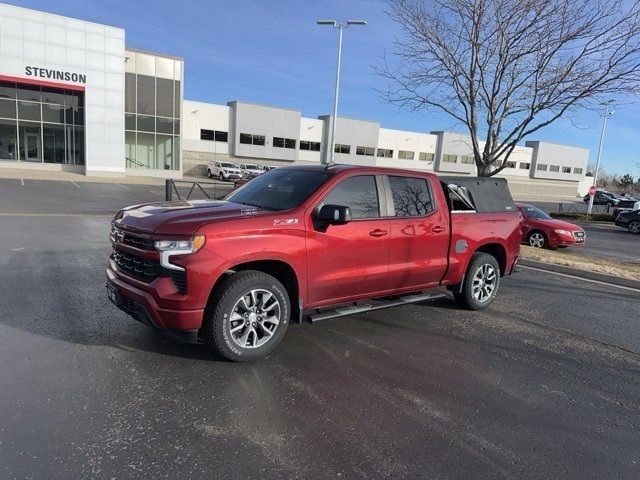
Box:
384 175 450 290
306 175 390 306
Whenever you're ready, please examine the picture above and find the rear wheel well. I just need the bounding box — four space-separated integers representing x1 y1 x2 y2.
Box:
475 243 507 276
207 260 300 320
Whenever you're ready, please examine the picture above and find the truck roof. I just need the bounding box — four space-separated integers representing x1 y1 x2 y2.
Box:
282 163 438 177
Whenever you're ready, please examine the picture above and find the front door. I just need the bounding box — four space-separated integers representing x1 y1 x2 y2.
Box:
24 133 40 161
306 175 390 307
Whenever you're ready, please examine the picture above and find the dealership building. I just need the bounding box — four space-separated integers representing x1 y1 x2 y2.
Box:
0 3 590 197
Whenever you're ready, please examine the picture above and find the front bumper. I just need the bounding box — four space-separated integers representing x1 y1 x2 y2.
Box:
106 266 203 343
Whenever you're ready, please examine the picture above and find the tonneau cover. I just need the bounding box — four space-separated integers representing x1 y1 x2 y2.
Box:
441 176 516 213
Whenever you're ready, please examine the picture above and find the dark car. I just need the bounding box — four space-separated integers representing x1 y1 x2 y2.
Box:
615 209 640 234
583 191 620 207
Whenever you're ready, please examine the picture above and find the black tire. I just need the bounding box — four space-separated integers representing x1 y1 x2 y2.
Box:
527 230 547 249
207 169 212 179
629 221 640 234
453 252 501 311
219 172 225 182
202 271 290 362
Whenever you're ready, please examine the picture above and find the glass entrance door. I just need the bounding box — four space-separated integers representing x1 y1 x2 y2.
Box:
24 132 40 162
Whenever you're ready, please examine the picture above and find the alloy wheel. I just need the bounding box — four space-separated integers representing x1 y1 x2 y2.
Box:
228 289 281 349
629 221 640 234
471 264 497 303
529 232 545 248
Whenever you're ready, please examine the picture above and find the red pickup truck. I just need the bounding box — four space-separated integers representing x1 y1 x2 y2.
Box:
107 165 521 361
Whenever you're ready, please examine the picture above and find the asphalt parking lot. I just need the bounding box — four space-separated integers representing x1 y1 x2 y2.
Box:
1 178 640 479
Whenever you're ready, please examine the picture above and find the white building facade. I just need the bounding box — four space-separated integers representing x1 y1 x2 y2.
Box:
0 3 589 197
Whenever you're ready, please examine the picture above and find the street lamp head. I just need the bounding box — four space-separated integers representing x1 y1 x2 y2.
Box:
346 20 367 25
316 19 337 26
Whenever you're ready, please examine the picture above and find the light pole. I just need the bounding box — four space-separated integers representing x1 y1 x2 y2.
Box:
587 100 615 216
316 19 367 164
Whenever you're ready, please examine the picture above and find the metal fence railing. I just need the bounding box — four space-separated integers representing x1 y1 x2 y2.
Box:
165 179 229 201
556 202 610 214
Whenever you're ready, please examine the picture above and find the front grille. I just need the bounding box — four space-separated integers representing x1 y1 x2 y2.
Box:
122 233 155 250
573 232 585 239
113 249 161 283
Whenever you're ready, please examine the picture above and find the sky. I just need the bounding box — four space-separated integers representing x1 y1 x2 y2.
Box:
8 0 640 176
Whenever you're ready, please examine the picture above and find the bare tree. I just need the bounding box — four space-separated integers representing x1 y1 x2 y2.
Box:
378 0 640 176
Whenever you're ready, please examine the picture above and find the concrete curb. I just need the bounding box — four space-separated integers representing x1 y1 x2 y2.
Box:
519 259 640 290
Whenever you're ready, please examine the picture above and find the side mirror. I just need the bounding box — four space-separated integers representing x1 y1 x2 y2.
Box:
315 204 351 231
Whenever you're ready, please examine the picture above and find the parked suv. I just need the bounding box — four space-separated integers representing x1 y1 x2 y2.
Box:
583 191 620 208
207 161 242 181
240 163 264 177
107 165 521 361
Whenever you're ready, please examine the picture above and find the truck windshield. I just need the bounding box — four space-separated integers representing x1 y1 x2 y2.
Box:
521 205 551 220
226 169 331 211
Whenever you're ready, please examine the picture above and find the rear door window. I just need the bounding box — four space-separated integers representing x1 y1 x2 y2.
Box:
323 175 380 219
388 176 435 217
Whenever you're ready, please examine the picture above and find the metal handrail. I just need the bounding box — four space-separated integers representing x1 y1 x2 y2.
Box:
165 179 224 201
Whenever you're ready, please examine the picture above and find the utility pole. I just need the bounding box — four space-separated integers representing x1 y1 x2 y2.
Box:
587 100 614 217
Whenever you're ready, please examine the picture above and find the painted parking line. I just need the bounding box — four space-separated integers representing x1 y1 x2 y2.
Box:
520 265 640 294
20 178 24 186
116 183 130 190
69 181 81 189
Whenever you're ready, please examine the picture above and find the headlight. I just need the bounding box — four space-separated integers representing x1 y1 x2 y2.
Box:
554 229 571 236
155 235 206 271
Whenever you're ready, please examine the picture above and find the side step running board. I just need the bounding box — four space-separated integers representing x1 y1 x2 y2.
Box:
305 291 447 323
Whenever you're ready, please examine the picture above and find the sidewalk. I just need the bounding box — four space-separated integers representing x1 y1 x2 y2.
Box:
0 167 207 186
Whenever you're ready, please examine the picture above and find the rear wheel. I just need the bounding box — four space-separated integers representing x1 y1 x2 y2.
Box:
527 231 547 249
207 169 212 179
453 253 500 310
219 172 225 181
203 271 290 361
629 221 640 234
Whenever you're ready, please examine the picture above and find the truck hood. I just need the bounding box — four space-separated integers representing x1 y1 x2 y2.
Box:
113 200 265 235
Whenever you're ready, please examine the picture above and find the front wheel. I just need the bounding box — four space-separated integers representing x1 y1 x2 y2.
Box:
629 221 640 234
207 169 213 179
219 172 225 182
453 253 500 310
203 271 290 361
527 231 547 249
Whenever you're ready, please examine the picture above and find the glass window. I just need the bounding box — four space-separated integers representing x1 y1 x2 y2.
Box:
201 129 214 141
356 146 375 156
18 121 42 162
17 85 41 102
173 135 180 170
43 123 65 163
537 164 548 171
550 165 560 172
419 152 434 162
240 133 252 144
505 161 516 168
125 113 136 130
18 102 41 121
125 73 136 113
334 143 350 154
125 131 136 168
461 155 474 164
156 117 173 134
273 136 284 148
65 90 82 108
214 130 227 142
377 148 393 158
73 108 84 126
41 87 65 105
519 205 551 220
156 78 174 118
226 169 331 212
284 138 296 149
442 154 457 163
562 166 571 173
389 176 435 217
574 167 583 174
137 115 155 132
156 134 174 170
136 75 155 115
519 162 530 170
300 141 320 151
253 134 265 146
398 150 415 160
174 119 180 135
174 81 181 118
74 126 85 165
0 119 18 160
136 132 155 169
0 99 16 119
42 104 65 123
0 81 16 99
324 176 379 219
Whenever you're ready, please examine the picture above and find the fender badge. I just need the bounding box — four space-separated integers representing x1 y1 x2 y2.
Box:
273 218 299 225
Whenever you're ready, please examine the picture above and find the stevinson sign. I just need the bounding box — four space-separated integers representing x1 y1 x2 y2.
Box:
25 66 86 84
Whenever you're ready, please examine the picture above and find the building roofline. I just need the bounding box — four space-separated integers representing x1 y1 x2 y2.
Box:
317 114 380 125
227 100 300 113
125 46 184 61
524 140 590 151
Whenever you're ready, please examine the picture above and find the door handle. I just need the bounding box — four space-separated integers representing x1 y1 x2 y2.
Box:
369 229 388 237
431 226 446 233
